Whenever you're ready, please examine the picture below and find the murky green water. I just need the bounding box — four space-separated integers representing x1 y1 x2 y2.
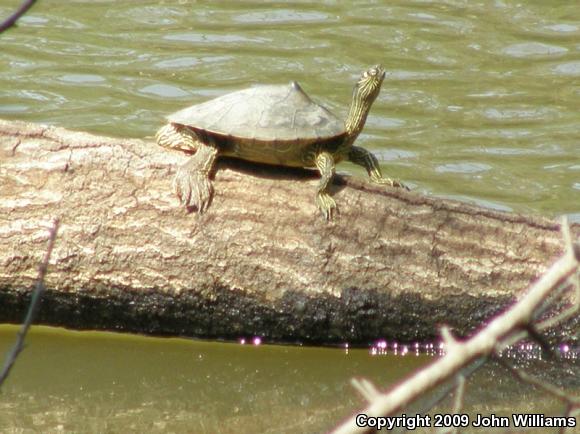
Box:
1 1 579 432
0 326 574 433
0 326 431 433
1 0 579 218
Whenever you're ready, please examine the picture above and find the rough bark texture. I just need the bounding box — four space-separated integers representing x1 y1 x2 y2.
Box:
0 119 577 344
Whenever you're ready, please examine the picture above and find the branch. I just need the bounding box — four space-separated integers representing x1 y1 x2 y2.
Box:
0 0 38 33
351 378 381 403
497 218 580 350
451 374 466 415
494 356 579 410
0 218 59 387
415 356 487 417
536 270 579 333
332 225 579 434
436 375 466 434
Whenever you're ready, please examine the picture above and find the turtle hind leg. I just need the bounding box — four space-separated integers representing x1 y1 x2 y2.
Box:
156 124 218 213
314 151 337 220
173 141 218 213
156 123 201 154
347 146 408 190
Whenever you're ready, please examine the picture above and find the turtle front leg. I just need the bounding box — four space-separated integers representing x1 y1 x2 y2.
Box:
156 123 219 213
315 151 337 220
347 146 408 190
173 142 218 213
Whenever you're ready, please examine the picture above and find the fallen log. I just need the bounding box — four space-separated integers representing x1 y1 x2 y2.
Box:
0 119 577 344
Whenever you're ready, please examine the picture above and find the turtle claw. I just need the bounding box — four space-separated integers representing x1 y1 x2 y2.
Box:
371 175 410 191
173 165 213 213
316 192 337 220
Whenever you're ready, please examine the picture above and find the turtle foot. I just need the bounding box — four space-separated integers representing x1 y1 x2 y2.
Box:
316 192 337 220
371 175 410 191
172 165 214 213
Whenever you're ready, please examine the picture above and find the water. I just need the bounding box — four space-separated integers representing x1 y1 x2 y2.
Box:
0 326 574 433
0 326 430 433
1 0 579 218
1 1 579 432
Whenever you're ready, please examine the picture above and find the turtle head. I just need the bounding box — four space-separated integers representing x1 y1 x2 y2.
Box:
355 65 386 102
345 65 386 137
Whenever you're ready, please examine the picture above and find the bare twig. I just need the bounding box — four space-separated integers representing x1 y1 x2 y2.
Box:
436 374 467 434
0 218 59 387
0 0 38 33
496 218 579 351
351 378 381 403
415 356 487 417
494 356 579 410
332 226 579 434
440 325 458 351
563 407 580 434
537 271 579 332
534 217 579 332
561 216 574 257
451 374 466 414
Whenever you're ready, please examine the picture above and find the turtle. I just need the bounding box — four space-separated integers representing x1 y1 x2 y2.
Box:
155 65 406 219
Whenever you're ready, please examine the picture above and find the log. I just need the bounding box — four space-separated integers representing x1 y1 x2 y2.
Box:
0 119 577 344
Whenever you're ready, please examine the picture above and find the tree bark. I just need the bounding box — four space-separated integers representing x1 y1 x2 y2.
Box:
0 119 577 344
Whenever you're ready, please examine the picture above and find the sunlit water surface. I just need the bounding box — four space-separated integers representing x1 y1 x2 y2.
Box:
1 0 579 218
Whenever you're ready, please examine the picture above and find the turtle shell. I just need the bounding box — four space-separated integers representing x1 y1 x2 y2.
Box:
167 82 346 143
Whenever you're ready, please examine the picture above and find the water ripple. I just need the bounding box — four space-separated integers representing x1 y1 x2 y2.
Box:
164 32 268 44
233 9 333 25
501 42 568 58
552 61 580 76
0 0 578 215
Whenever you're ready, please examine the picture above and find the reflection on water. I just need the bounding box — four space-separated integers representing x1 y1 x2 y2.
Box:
0 0 578 217
0 326 576 433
